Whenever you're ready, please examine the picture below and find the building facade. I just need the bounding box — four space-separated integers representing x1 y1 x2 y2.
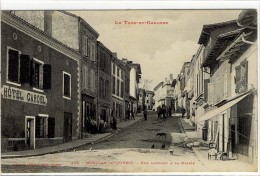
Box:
97 42 112 127
198 10 257 164
1 11 81 152
111 53 125 120
144 90 155 110
129 63 142 114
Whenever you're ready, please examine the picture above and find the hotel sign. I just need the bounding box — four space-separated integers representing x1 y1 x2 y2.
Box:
1 85 47 106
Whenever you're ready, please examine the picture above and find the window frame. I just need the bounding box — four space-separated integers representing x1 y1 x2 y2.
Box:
63 71 71 100
32 57 44 93
6 46 22 87
36 114 49 139
83 36 89 56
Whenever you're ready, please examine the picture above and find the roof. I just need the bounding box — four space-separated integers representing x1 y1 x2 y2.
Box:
97 41 112 54
237 9 257 28
153 82 164 91
217 30 257 63
129 63 142 74
201 28 245 67
198 20 237 45
2 11 80 61
59 10 100 38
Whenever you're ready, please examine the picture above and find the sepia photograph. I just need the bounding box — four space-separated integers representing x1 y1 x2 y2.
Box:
0 0 259 174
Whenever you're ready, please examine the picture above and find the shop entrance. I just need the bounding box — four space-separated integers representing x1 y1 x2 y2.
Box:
25 116 35 149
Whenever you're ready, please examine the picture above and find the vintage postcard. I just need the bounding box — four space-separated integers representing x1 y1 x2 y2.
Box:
1 0 259 174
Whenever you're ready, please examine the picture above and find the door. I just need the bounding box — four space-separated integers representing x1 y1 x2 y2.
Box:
64 112 72 143
26 118 35 149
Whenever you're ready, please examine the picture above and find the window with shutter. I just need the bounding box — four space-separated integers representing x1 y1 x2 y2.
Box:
90 42 95 61
241 60 248 92
43 64 52 89
8 49 20 83
20 54 30 83
83 36 88 56
36 116 48 138
63 72 71 99
48 117 55 138
32 58 44 90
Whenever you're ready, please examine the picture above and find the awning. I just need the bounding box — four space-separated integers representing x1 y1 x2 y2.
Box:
197 91 251 122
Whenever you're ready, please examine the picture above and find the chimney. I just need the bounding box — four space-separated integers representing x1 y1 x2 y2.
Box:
170 74 173 81
122 58 128 63
44 11 54 36
165 78 167 84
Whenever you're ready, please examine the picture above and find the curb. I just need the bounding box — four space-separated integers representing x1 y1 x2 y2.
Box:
177 118 186 134
177 118 206 166
2 117 143 159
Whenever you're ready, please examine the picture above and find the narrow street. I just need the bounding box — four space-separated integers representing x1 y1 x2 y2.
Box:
1 111 203 173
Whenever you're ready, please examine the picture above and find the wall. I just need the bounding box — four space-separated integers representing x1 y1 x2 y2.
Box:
52 11 79 50
130 68 137 99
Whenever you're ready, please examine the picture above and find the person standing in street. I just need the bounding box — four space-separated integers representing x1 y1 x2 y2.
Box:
181 106 186 118
143 107 148 121
157 105 161 119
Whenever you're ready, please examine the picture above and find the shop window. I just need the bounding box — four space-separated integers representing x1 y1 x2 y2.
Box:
63 72 71 99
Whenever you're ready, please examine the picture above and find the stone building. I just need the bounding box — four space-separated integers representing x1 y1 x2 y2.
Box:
1 11 81 151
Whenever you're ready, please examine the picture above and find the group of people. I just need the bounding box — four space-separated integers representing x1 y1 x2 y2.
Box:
126 108 136 120
156 104 172 120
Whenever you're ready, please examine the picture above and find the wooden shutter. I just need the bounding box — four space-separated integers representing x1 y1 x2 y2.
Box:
35 116 41 138
30 60 35 86
8 49 19 82
48 117 55 138
87 38 90 56
235 66 241 93
43 64 52 89
20 54 30 83
242 61 248 90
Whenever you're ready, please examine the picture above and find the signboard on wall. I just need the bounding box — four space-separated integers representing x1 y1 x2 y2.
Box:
1 85 47 106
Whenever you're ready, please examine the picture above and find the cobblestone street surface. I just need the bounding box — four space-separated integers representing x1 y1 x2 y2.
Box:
2 111 203 173
2 111 256 173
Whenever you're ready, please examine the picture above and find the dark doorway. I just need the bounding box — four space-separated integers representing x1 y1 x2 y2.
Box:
64 112 72 143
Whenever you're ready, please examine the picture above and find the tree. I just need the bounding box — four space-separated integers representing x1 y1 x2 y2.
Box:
139 79 153 90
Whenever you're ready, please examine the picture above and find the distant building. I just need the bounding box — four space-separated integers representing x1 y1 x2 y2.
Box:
154 74 175 110
144 90 155 110
128 62 142 114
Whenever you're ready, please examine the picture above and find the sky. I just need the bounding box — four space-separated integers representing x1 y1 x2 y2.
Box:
71 10 241 90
